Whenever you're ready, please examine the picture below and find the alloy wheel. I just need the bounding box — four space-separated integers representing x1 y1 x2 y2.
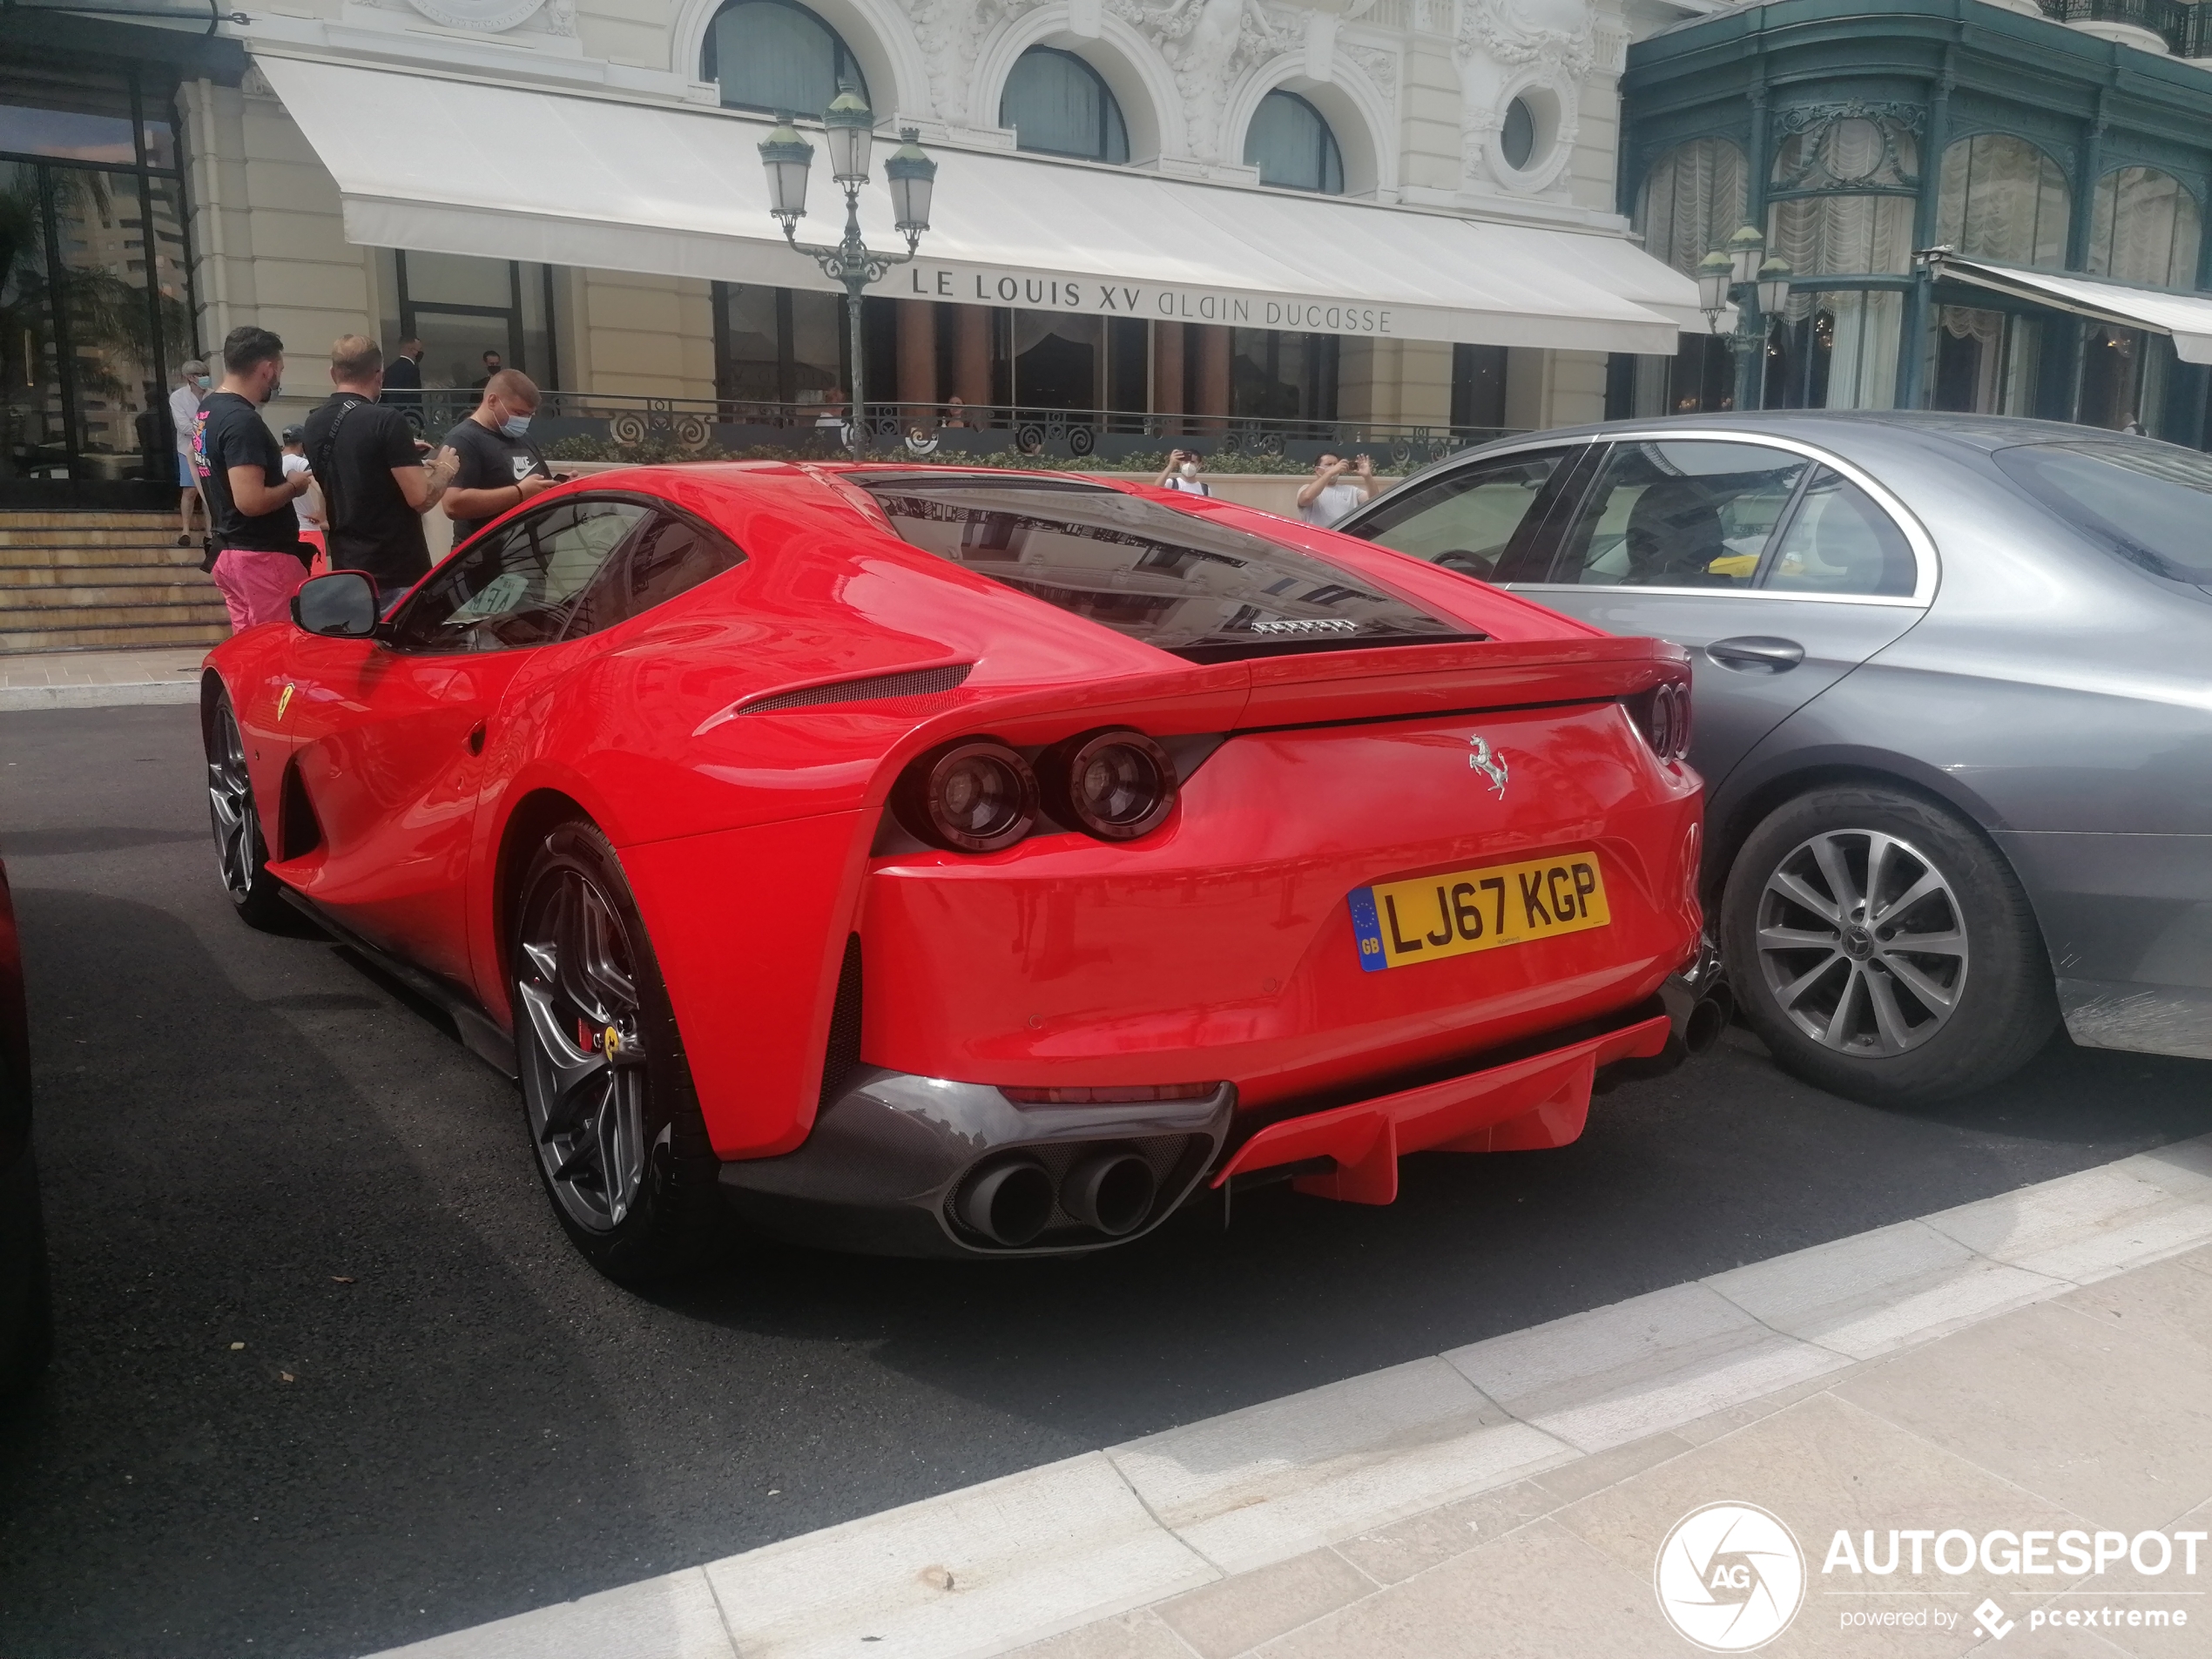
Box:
516 864 651 1232
1753 827 1970 1056
206 700 260 903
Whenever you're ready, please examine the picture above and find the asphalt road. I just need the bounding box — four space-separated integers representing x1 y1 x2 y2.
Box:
3 703 2209 1658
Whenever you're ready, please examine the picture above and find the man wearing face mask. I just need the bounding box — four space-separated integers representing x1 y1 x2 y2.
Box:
1154 448 1212 496
196 326 314 632
441 370 557 547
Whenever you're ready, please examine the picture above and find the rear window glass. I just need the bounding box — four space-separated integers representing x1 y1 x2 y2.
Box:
861 482 1481 662
1993 441 2212 585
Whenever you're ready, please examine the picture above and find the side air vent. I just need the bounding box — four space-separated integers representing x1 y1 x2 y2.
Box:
279 759 323 860
819 934 864 1108
743 664 972 716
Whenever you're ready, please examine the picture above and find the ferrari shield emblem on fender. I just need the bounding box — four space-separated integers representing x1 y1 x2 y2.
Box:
1468 736 1507 799
276 684 294 720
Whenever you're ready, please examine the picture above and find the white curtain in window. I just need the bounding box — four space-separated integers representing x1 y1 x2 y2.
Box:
1781 288 1901 408
2089 166 2202 289
1938 135 2070 269
1636 138 1747 277
1768 193 1914 277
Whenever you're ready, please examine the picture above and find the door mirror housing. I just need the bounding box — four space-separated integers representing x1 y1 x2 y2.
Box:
292 571 380 637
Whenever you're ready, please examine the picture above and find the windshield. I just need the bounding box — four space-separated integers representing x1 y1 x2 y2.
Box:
860 482 1481 662
1993 440 2212 585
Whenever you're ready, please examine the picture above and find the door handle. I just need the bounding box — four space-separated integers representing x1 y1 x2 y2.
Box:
1707 636 1804 673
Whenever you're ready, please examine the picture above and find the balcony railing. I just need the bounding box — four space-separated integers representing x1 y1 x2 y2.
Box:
2037 0 2212 57
383 389 1514 472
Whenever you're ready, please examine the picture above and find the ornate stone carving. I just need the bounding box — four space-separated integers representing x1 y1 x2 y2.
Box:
1341 42 1399 104
1453 0 1593 192
401 0 548 31
1117 0 1304 162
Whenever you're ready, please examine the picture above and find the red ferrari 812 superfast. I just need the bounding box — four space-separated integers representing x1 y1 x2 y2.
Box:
201 463 1714 1281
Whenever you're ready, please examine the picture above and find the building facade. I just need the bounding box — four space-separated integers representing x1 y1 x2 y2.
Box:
3 0 1722 505
1616 0 2212 444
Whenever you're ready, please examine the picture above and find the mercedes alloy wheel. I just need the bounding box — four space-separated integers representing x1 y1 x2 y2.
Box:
1723 784 2056 1105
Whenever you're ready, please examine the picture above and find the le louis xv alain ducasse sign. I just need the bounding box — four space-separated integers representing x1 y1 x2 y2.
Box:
896 261 1403 338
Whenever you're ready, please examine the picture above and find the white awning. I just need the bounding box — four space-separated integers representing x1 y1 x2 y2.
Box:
1930 255 2212 366
251 52 1696 355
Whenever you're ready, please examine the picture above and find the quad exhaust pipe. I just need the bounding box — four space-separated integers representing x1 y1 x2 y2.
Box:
1683 984 1734 1056
956 1157 1055 1246
1061 1150 1156 1238
955 1147 1160 1245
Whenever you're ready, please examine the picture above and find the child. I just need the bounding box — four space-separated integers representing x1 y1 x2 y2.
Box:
280 426 327 574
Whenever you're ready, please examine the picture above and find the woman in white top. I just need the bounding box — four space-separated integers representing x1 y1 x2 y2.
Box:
1153 448 1212 496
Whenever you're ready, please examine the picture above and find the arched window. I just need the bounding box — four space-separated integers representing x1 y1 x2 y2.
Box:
1244 90 1342 193
703 0 867 118
2089 166 2201 289
1768 115 1919 279
1001 48 1129 163
1635 138 1746 277
1937 134 2069 269
1764 114 1923 414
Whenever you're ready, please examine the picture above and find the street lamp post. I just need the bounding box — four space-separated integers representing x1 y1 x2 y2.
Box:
758 85 937 454
1697 224 1793 412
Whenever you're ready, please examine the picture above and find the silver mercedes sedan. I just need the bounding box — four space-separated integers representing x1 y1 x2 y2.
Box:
1339 412 2212 1107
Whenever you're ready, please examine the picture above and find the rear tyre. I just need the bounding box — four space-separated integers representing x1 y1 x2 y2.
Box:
1721 784 2056 1106
510 821 725 1284
205 690 293 932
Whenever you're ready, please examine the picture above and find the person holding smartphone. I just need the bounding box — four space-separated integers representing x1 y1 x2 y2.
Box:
442 370 559 546
1154 448 1212 496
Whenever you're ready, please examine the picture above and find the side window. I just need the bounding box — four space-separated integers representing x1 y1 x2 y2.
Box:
1552 442 1809 589
1347 449 1567 580
388 499 650 653
1760 469 1918 597
564 512 747 638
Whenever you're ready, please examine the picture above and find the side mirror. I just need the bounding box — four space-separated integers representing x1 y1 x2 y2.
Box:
291 571 380 638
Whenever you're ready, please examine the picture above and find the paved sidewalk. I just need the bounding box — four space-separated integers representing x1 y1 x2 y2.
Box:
0 645 206 710
370 1135 2212 1659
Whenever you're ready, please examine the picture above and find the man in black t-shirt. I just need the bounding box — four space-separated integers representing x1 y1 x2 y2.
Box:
304 334 459 596
442 370 557 546
195 325 314 633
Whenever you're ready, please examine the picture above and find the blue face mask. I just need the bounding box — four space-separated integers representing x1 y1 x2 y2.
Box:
500 414 532 439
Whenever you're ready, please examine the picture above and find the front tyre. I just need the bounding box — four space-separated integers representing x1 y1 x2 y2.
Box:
511 821 723 1284
205 689 293 931
1721 785 2057 1106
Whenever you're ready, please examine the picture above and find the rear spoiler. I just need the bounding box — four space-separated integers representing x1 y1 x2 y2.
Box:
1235 637 1693 730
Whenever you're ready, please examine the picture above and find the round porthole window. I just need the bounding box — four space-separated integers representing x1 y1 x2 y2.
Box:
1501 98 1536 171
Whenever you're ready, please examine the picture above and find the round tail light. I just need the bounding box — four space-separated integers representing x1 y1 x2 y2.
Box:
894 739 1037 853
1637 682 1692 764
1042 729 1177 841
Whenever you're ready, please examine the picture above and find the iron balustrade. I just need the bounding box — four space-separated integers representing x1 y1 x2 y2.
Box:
386 391 1516 470
2036 0 2212 57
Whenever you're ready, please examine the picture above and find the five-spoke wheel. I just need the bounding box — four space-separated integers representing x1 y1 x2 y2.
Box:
1723 785 2055 1105
511 822 722 1281
204 689 291 930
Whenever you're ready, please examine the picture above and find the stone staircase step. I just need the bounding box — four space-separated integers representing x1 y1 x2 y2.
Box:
0 622 228 653
0 583 228 610
0 544 207 570
0 563 211 588
0 601 230 631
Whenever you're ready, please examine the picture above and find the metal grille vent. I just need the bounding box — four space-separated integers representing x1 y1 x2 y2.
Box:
744 664 971 715
818 934 865 1108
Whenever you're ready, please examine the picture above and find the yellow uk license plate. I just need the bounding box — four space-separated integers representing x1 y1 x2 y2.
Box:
1349 851 1610 973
